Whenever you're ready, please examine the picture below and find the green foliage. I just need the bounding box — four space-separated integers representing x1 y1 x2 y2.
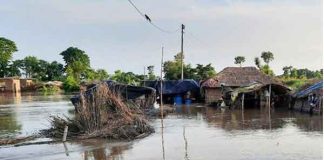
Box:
60 47 90 68
0 37 18 77
255 52 275 76
281 66 323 79
163 53 216 80
63 74 79 92
261 51 274 65
85 68 109 81
6 60 23 77
147 65 156 80
234 56 245 67
281 77 309 90
110 70 141 85
38 85 60 94
260 65 274 76
60 47 91 90
254 57 261 69
23 56 40 78
279 66 322 90
195 64 216 80
94 69 109 81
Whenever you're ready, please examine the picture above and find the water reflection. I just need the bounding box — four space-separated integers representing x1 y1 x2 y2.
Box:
77 139 132 160
0 96 322 160
0 93 73 138
0 109 21 138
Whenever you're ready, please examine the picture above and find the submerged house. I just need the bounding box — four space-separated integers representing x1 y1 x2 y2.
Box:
201 67 290 108
143 79 200 104
20 78 35 91
0 77 21 92
71 81 156 110
292 81 323 114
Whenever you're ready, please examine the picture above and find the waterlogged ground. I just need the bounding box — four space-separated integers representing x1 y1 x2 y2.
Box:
0 93 322 160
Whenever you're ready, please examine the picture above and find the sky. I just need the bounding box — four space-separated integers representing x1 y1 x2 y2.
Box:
0 0 322 75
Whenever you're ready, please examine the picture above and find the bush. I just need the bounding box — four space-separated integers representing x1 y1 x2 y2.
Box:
38 85 60 94
63 75 79 92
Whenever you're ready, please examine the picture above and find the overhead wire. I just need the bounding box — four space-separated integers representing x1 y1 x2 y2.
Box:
127 0 180 34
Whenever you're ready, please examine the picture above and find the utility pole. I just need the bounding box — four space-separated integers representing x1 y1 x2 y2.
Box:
181 24 185 80
160 46 164 119
143 66 146 86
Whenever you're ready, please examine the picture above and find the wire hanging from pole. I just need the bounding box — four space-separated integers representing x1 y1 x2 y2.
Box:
127 0 180 34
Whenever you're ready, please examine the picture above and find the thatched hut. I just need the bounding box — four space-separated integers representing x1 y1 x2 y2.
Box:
201 67 288 107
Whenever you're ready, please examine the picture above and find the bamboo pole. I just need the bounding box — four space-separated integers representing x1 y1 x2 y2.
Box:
242 93 245 126
62 125 68 142
242 93 245 110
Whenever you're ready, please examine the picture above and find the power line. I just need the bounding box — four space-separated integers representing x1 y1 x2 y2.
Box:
127 0 180 34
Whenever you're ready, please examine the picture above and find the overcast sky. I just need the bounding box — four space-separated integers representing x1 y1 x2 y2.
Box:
0 0 322 75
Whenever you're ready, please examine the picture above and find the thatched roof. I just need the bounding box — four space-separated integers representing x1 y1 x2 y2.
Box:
201 67 281 88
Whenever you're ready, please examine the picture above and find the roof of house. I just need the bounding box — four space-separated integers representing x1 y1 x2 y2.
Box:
201 67 281 88
293 81 323 98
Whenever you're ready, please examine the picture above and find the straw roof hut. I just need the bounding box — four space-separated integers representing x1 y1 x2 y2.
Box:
201 67 283 104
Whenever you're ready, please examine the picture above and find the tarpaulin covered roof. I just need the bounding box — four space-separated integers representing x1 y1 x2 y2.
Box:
71 81 156 106
144 79 200 95
294 81 323 98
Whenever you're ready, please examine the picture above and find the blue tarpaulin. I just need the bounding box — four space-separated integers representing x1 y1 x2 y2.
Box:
294 81 323 98
144 79 200 95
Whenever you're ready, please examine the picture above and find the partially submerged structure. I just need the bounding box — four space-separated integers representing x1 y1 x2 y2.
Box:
143 79 200 104
0 77 21 92
46 81 155 140
72 81 156 110
230 82 291 108
20 78 35 91
201 67 290 108
292 81 323 114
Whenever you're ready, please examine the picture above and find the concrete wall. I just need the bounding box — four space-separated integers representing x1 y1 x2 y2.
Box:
20 79 34 90
0 78 21 92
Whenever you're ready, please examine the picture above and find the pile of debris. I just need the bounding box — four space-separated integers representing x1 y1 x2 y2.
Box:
44 82 154 140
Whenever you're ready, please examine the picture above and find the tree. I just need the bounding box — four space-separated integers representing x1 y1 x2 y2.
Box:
260 65 274 76
195 63 216 80
164 53 216 80
95 69 109 81
254 57 261 69
47 61 64 81
23 56 40 78
163 53 183 80
60 47 90 85
282 66 293 78
0 37 18 77
85 68 109 81
261 51 274 65
234 56 245 67
147 65 156 80
6 60 23 77
60 47 90 68
110 70 140 85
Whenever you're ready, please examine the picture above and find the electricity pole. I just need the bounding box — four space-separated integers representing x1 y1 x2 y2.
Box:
160 46 164 118
143 66 146 86
181 24 185 80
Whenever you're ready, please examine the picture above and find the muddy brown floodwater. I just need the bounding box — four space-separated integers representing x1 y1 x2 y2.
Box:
0 93 323 160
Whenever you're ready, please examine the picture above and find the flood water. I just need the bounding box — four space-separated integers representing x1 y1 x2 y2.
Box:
0 93 323 160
